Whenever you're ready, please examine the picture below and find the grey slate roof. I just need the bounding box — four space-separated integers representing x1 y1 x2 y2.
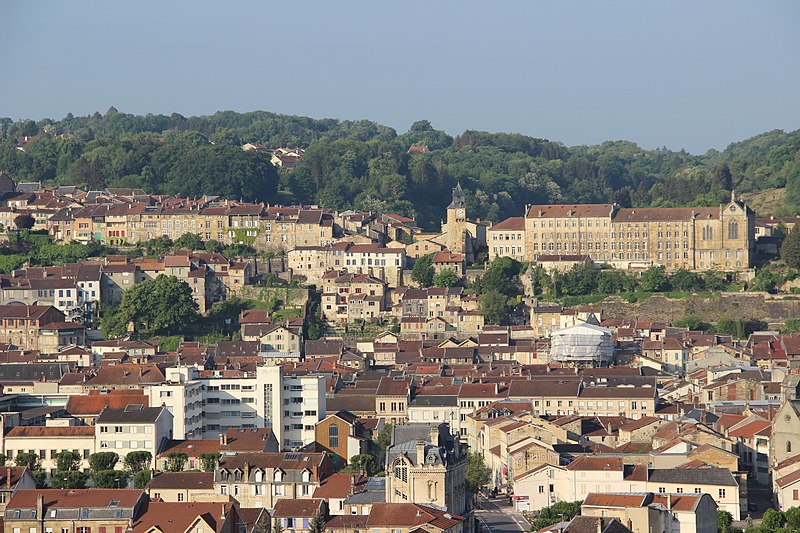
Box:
96 405 164 424
387 423 460 468
343 477 386 505
410 395 458 407
0 363 71 382
648 468 737 486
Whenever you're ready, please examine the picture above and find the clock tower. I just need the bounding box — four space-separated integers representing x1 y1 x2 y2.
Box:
447 182 467 224
441 183 469 257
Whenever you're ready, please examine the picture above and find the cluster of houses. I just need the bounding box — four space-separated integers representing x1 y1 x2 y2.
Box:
3 291 800 531
5 172 800 531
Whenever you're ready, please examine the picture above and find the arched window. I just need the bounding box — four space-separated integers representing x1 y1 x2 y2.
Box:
788 441 793 453
728 221 739 240
393 459 408 483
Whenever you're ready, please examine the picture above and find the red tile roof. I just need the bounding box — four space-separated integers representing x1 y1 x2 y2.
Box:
6 426 94 438
65 390 149 415
366 503 463 528
131 501 234 533
313 473 367 499
272 498 324 518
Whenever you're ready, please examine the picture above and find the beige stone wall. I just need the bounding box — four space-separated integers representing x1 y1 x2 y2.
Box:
521 203 752 271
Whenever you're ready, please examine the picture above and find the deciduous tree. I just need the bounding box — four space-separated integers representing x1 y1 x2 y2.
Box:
412 254 435 288
432 268 459 288
13 213 35 230
117 275 200 334
464 452 491 494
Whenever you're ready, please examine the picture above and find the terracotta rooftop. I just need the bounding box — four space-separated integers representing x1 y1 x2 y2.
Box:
6 426 94 438
131 501 234 533
65 390 149 415
272 498 324 518
366 503 463 528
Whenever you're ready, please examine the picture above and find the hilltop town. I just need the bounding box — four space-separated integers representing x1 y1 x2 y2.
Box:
2 170 800 533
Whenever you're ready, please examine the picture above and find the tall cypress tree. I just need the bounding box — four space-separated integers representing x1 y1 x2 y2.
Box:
782 228 800 268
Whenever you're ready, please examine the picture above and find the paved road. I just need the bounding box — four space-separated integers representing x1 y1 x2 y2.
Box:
475 497 531 533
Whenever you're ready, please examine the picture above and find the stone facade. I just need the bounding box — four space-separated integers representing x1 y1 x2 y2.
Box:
489 198 755 271
385 424 467 516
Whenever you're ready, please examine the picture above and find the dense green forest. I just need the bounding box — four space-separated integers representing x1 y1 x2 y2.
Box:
1 108 799 229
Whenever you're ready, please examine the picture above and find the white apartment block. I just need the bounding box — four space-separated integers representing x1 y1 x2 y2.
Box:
95 405 173 469
146 367 205 439
146 365 326 450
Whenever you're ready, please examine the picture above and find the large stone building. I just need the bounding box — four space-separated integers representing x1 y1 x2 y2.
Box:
489 196 755 271
384 423 468 516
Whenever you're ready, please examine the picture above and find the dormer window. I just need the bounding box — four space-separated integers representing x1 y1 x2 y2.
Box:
254 470 263 483
274 469 284 482
302 469 311 483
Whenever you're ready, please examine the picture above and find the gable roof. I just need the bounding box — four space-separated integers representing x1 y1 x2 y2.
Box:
131 501 233 533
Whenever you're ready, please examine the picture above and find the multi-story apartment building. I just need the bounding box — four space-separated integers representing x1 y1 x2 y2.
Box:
0 304 85 352
95 406 174 468
258 207 336 251
46 196 339 254
145 368 204 440
213 452 333 509
489 198 755 271
4 489 147 533
1 426 96 474
515 458 742 519
487 217 527 262
321 271 388 323
146 365 325 449
289 242 406 288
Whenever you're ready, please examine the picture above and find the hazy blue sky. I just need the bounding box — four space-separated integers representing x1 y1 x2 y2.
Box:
1 1 799 153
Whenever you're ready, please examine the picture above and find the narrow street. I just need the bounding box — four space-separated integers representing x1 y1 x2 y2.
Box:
476 497 531 533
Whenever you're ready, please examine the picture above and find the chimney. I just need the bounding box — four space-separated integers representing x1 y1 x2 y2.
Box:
416 439 426 465
220 433 227 446
36 493 44 520
430 426 439 446
6 467 11 489
597 518 603 533
667 493 672 510
221 503 226 520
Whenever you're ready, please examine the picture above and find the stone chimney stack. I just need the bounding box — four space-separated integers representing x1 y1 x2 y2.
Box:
36 493 44 520
429 426 439 447
416 439 425 465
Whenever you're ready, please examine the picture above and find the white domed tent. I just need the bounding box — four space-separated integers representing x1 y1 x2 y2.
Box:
549 322 613 366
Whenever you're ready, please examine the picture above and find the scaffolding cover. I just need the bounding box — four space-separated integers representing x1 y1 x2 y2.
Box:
549 322 613 363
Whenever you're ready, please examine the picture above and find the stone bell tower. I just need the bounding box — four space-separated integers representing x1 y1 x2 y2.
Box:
443 183 468 256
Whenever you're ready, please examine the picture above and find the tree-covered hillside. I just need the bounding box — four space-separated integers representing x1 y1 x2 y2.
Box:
1 109 798 229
